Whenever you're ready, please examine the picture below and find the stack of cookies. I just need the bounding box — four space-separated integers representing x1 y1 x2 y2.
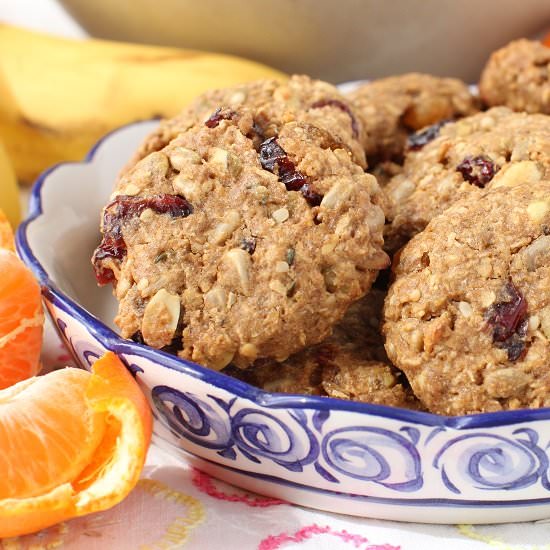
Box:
93 38 550 416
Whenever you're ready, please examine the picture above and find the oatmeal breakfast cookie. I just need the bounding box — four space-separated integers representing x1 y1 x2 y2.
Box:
126 75 367 173
93 109 388 370
384 107 550 252
225 289 420 409
479 39 550 114
347 73 478 166
384 181 550 415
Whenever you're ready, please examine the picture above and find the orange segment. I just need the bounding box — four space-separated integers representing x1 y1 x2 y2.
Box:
0 248 43 389
544 32 550 47
0 352 153 538
0 324 43 389
0 209 15 251
0 369 106 499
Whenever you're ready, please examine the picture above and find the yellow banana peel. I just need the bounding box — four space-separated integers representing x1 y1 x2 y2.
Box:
0 24 286 184
0 140 20 227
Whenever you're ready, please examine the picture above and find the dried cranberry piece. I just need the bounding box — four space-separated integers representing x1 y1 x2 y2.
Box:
300 183 323 206
93 233 126 284
456 155 499 188
407 120 449 151
485 281 528 361
93 264 116 285
310 99 359 138
501 335 526 362
94 234 125 262
486 282 527 342
240 238 256 254
259 137 323 206
279 161 307 190
259 137 287 172
93 194 193 285
259 137 306 190
110 194 193 220
205 107 236 128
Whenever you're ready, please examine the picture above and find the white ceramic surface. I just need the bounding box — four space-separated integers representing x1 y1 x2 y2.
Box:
16 120 550 524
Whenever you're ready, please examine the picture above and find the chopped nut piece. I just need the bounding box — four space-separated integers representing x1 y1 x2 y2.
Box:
522 235 550 272
137 277 149 292
172 173 202 202
389 179 415 203
239 342 258 359
224 248 251 291
320 181 353 209
209 349 235 371
275 261 289 273
227 291 237 308
458 301 473 317
272 207 289 223
116 276 131 297
492 161 541 188
527 200 550 223
484 368 529 399
204 287 227 309
229 90 246 105
209 147 242 176
540 306 550 340
134 151 169 180
142 289 181 348
209 147 229 167
480 290 496 308
139 208 154 222
122 183 140 196
209 210 241 245
528 315 540 331
169 147 202 170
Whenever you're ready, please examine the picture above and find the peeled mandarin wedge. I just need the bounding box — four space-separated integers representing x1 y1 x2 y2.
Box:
0 247 43 389
0 352 153 538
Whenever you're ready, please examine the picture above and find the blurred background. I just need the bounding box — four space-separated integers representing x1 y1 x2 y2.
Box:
3 0 550 82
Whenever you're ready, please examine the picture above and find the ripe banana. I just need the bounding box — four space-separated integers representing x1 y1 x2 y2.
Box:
0 24 286 184
0 140 20 227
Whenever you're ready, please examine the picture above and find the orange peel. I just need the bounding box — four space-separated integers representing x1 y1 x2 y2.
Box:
0 352 153 537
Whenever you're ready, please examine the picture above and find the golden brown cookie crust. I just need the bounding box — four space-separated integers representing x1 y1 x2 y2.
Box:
93 110 388 370
384 107 550 252
125 75 367 173
226 290 421 409
479 39 550 114
384 181 550 415
348 73 478 165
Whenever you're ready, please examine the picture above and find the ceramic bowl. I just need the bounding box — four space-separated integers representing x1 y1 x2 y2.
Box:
16 119 550 525
59 0 550 83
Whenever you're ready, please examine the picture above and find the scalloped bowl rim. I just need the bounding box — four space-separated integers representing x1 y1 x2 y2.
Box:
15 119 550 433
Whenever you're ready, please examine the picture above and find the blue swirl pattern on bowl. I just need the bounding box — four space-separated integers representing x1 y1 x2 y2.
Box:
15 119 550 523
